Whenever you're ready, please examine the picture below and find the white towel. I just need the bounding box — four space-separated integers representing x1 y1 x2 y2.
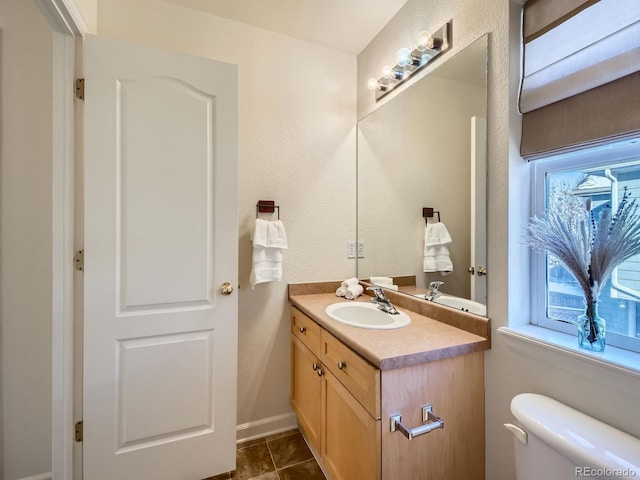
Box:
344 284 364 300
423 223 453 274
423 245 453 273
370 276 398 290
252 219 288 248
336 286 347 297
341 277 360 289
424 223 452 247
250 219 288 288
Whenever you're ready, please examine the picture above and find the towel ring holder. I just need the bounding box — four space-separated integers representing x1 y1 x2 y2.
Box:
257 200 280 220
422 207 441 224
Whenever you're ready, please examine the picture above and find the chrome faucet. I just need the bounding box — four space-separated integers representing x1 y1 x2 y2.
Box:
425 281 444 301
367 286 399 315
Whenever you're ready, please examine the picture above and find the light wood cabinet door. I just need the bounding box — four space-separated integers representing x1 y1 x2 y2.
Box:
290 335 322 452
322 370 381 480
381 352 485 480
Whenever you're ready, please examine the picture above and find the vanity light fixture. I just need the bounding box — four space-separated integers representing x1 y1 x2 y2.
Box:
367 21 451 101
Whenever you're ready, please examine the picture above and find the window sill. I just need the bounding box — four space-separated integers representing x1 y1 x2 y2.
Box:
498 325 640 393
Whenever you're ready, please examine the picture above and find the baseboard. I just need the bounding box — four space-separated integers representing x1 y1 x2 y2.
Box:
17 473 52 480
23 419 296 480
236 412 298 444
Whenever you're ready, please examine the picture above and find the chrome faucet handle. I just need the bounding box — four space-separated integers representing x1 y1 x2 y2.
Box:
425 281 444 302
366 286 399 314
366 286 387 301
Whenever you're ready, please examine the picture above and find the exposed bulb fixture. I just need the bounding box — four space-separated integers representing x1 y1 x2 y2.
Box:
367 21 451 101
416 31 435 52
382 65 403 81
416 30 445 52
395 48 413 67
419 52 433 66
367 77 388 92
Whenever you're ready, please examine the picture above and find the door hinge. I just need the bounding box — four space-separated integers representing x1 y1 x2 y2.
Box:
74 249 84 272
75 421 83 442
75 78 85 100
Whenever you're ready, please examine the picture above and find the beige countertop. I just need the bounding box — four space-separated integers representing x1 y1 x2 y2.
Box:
289 282 490 371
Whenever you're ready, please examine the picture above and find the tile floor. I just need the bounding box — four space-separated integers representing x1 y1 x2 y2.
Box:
204 428 326 480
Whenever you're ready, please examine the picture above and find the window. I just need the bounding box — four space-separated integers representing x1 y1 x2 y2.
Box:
531 139 640 353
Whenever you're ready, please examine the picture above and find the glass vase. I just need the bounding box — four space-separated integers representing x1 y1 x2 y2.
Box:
577 301 605 352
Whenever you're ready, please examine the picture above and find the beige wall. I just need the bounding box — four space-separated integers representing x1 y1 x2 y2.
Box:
73 0 98 33
0 1 54 479
5 1 638 479
360 1 640 479
96 0 357 435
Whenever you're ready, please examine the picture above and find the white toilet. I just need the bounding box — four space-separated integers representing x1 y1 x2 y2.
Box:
505 393 640 480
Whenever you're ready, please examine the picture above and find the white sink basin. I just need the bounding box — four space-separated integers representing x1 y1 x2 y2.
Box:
432 295 486 316
325 302 411 330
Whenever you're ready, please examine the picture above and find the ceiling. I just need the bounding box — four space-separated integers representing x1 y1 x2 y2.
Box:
163 0 409 55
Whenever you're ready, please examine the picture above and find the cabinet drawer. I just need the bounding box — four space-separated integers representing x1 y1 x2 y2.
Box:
291 307 322 355
321 330 380 419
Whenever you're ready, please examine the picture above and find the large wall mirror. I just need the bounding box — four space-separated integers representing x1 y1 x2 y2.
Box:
357 34 488 316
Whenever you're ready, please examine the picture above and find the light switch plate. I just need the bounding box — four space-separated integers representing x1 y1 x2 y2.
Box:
347 241 356 259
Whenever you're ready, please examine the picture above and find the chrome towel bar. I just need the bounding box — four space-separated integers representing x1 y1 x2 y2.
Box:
390 404 444 440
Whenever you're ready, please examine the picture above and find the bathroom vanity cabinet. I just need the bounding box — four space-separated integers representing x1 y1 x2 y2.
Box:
289 288 489 480
291 308 380 479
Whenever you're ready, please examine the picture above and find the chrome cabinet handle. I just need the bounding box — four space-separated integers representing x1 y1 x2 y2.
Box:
390 404 444 440
312 363 319 371
299 326 306 333
317 368 324 377
468 266 475 275
337 361 347 370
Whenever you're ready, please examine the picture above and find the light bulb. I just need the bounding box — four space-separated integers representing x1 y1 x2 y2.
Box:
416 31 435 52
383 65 404 81
419 52 433 66
367 77 380 91
395 47 412 67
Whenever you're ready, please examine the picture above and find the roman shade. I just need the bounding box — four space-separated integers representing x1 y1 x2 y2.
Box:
520 0 640 159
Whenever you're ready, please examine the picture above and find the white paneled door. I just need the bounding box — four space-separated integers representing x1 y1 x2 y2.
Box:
83 35 238 480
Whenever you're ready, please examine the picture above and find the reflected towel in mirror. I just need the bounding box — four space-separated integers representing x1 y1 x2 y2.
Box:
424 223 453 274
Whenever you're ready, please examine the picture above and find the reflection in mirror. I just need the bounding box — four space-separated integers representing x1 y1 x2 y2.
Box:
357 35 488 316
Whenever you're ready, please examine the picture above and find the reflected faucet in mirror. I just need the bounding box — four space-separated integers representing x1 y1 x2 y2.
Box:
426 281 444 301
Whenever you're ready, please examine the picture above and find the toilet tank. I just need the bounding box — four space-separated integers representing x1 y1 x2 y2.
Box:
506 393 640 480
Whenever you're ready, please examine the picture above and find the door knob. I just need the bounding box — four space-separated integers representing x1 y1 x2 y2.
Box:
219 282 234 295
468 266 475 275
